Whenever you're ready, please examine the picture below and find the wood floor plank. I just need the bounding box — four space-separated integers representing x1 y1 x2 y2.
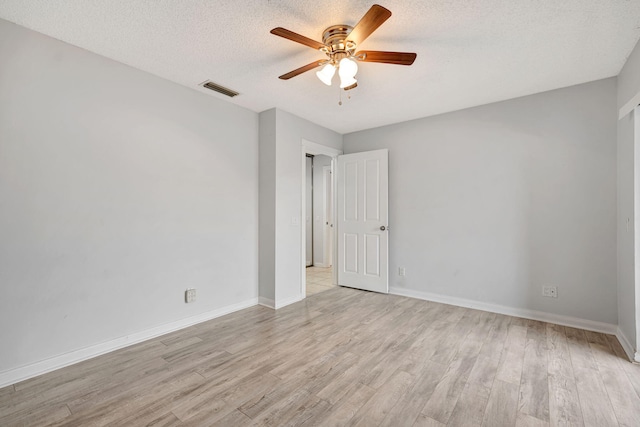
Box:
589 342 640 427
413 414 447 427
516 412 550 427
447 354 500 427
144 411 183 427
546 323 573 379
95 371 207 426
573 365 619 427
314 358 372 405
170 387 235 422
565 327 598 370
421 355 477 424
245 387 312 426
0 403 71 426
219 372 281 407
0 385 15 399
600 365 640 427
496 324 527 385
518 321 549 423
546 323 584 426
478 313 511 359
318 382 376 427
548 373 583 426
606 335 640 401
482 379 518 426
279 395 332 427
350 370 416 427
395 326 444 376
379 360 446 427
583 330 612 348
235 363 321 423
203 409 252 427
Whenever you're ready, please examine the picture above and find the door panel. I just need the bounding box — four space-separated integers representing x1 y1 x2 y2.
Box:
364 234 380 276
337 149 388 293
344 233 358 273
365 159 380 221
344 161 359 221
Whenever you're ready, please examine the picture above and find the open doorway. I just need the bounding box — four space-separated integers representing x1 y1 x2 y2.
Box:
300 139 341 299
305 154 335 296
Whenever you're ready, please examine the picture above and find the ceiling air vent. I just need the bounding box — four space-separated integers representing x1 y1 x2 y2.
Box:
201 81 239 97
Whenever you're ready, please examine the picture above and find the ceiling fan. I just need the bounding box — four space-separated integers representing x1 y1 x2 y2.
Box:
270 4 416 91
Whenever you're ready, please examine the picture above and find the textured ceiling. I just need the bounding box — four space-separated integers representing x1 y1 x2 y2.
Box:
1 1 640 134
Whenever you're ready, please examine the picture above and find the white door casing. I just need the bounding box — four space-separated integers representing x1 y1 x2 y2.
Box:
337 149 389 293
300 139 342 298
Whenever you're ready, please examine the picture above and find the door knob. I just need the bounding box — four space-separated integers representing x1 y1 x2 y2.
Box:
380 226 387 231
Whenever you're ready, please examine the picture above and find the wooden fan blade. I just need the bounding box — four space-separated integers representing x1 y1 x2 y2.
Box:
279 60 325 80
348 4 392 46
356 50 417 65
270 27 325 50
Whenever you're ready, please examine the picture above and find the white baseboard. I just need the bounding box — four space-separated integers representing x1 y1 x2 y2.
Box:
258 296 275 309
616 327 640 363
312 263 330 268
274 294 304 309
390 287 617 335
0 297 258 388
259 294 304 310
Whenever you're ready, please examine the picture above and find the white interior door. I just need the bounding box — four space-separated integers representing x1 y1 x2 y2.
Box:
337 149 389 293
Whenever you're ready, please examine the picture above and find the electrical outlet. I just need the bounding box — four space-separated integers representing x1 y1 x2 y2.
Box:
542 286 557 298
185 288 196 303
398 267 406 277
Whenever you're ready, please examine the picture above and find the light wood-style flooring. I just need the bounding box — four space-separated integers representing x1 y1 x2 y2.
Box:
1 287 640 426
306 266 335 296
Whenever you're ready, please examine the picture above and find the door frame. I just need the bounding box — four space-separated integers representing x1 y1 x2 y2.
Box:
300 139 342 299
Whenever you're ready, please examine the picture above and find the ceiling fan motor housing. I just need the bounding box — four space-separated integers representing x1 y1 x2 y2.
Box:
321 25 356 61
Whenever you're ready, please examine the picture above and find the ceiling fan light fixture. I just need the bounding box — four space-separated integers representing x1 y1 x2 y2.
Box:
339 57 358 77
339 75 357 89
316 63 336 85
271 5 417 92
338 57 358 88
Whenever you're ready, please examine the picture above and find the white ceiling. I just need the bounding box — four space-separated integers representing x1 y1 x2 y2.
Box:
1 1 639 134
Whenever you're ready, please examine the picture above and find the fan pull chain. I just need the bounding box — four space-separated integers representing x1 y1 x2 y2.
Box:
338 86 342 106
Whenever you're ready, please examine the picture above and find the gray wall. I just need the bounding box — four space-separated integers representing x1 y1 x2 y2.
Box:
0 19 259 373
274 110 341 304
258 109 277 301
617 38 640 353
344 78 618 325
258 108 341 306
